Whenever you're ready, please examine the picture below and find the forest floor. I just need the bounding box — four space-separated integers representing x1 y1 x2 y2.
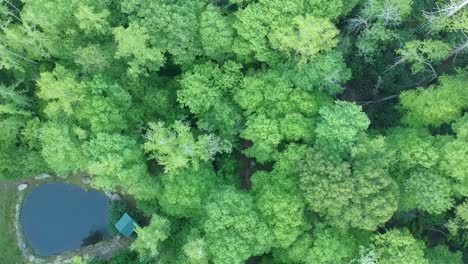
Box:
0 180 26 264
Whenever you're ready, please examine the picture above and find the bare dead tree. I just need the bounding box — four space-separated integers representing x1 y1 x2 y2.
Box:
423 0 468 23
360 94 400 106
347 16 369 33
449 35 468 60
2 9 22 23
1 0 20 13
442 0 468 17
378 0 402 26
0 46 38 64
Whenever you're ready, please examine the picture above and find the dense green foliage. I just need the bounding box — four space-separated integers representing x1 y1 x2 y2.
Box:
0 0 467 263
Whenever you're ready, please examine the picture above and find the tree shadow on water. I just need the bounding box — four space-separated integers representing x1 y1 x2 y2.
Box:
81 230 104 247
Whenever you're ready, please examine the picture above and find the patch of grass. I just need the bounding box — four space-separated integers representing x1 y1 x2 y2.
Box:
0 185 25 264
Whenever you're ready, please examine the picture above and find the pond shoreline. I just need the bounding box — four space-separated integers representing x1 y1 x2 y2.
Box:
15 195 38 263
13 174 134 263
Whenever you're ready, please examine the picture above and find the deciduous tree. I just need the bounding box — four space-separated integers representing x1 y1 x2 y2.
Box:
203 186 273 264
144 121 231 172
371 229 428 264
314 101 370 157
131 214 171 260
399 72 468 127
83 133 159 201
300 137 398 230
159 165 218 218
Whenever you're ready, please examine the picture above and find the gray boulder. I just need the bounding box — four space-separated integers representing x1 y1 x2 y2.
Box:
111 194 122 201
35 173 51 180
82 176 91 185
18 184 28 191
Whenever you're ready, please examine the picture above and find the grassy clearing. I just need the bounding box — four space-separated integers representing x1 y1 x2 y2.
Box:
0 183 25 264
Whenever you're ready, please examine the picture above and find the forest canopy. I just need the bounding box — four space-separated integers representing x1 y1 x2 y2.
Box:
0 0 467 263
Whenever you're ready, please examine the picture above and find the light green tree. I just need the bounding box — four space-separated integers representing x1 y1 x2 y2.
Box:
399 72 468 127
271 51 351 95
300 137 398 230
40 122 87 176
199 6 235 60
272 225 366 264
397 40 451 77
75 77 133 134
203 187 273 264
131 214 170 260
183 237 208 264
315 101 370 157
233 0 349 64
240 114 282 163
235 69 330 162
74 3 110 35
270 16 339 63
371 229 429 264
120 0 205 66
399 168 454 214
74 43 114 74
251 170 307 248
178 61 244 140
159 165 218 218
113 24 165 77
144 121 231 172
386 127 440 171
36 65 84 119
83 133 159 201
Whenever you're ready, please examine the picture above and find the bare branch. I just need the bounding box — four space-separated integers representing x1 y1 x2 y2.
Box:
347 16 369 33
423 0 468 22
449 39 468 59
447 0 468 17
360 94 400 106
1 0 20 13
378 0 402 26
0 47 38 64
384 56 404 74
423 61 438 78
426 227 448 237
5 9 22 22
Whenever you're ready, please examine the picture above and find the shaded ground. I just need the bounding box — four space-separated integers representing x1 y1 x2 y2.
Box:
59 236 134 262
235 139 275 191
236 153 256 190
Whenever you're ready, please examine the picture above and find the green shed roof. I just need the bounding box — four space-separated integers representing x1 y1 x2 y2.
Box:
115 213 136 237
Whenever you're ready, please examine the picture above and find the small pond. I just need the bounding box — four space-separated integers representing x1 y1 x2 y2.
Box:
20 182 110 256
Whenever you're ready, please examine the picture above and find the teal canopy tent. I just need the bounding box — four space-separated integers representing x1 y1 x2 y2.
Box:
115 213 137 237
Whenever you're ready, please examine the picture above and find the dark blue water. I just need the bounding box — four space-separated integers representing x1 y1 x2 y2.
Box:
20 183 110 256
